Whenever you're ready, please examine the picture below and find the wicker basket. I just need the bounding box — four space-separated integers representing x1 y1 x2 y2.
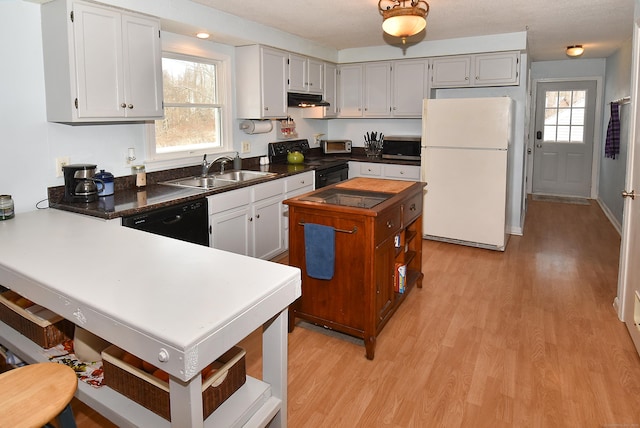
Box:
102 345 246 421
0 290 74 349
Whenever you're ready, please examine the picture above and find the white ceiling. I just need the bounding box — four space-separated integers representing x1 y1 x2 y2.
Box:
189 0 634 61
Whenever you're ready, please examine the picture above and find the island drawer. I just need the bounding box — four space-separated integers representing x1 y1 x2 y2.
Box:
402 191 423 226
0 290 74 349
375 207 402 244
102 345 246 421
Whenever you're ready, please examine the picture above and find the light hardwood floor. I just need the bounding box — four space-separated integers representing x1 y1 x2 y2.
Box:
69 197 640 427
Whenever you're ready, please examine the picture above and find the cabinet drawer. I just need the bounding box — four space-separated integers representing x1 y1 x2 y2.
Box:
208 188 251 215
375 207 402 244
253 179 284 202
285 172 314 193
359 163 382 177
403 191 423 226
384 164 420 181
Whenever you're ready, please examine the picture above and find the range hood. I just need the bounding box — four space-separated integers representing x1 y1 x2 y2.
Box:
287 92 330 108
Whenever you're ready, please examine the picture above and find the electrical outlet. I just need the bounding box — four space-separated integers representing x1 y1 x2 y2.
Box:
55 157 70 177
241 141 251 154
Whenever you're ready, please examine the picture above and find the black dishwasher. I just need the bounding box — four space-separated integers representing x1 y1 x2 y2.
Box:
121 199 209 246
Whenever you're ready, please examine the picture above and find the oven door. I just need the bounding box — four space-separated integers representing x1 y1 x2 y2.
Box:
316 164 349 188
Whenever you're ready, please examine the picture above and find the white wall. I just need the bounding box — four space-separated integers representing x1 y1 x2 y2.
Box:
599 38 633 231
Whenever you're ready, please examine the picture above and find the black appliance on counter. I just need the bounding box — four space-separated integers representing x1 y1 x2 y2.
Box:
381 135 421 161
63 164 103 203
121 199 209 246
268 139 349 188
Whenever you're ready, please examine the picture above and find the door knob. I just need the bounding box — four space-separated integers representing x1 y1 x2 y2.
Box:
622 190 636 200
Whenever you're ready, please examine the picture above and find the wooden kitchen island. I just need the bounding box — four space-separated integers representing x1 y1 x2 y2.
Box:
284 178 424 359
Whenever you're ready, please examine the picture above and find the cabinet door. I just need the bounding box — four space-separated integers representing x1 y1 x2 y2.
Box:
209 207 251 256
121 13 163 118
73 2 124 118
261 47 288 118
307 58 324 94
323 63 338 117
474 52 520 86
374 236 396 325
288 53 307 92
392 59 428 117
338 64 363 117
253 196 283 260
431 56 471 88
364 62 391 117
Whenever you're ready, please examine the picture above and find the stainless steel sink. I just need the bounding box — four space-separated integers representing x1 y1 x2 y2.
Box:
213 170 277 181
160 170 277 190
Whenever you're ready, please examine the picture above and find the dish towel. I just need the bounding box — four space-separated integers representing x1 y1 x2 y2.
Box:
605 102 621 159
304 223 335 280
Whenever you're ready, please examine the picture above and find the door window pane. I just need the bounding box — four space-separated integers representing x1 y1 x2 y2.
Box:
543 90 586 143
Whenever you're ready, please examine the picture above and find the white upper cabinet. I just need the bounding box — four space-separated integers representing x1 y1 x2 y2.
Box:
431 51 520 88
392 59 428 117
337 59 428 119
41 0 163 122
288 54 324 94
302 62 338 119
236 45 288 119
364 62 392 117
337 64 364 117
473 52 520 86
307 59 324 94
430 56 472 87
288 54 307 92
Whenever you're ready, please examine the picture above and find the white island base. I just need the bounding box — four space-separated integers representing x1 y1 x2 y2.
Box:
0 209 301 427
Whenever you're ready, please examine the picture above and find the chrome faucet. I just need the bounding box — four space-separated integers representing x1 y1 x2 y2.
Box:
202 154 234 177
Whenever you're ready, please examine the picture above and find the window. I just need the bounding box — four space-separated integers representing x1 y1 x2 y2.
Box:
146 42 232 166
543 90 586 143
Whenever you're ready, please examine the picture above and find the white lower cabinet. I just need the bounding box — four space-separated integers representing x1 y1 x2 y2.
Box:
349 161 420 181
208 187 251 255
208 178 287 259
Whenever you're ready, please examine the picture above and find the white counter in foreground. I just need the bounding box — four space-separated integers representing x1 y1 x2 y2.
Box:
0 209 301 428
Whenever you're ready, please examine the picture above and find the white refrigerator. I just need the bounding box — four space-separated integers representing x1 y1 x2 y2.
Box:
421 97 514 251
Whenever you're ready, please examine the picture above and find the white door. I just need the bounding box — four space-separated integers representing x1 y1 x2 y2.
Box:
620 18 640 353
532 80 597 197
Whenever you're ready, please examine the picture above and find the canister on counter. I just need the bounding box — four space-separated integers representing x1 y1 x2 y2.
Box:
131 165 146 188
95 170 114 196
0 195 14 220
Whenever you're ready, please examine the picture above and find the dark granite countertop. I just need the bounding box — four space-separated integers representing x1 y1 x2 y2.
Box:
48 152 420 220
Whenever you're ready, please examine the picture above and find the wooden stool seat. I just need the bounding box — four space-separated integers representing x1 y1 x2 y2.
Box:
0 362 77 428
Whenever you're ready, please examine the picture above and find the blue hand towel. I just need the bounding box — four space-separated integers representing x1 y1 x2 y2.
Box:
304 223 335 280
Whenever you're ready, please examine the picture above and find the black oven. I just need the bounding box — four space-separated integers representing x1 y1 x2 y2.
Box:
315 163 349 188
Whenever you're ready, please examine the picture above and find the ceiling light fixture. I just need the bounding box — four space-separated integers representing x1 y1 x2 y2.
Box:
378 0 430 44
196 32 210 39
566 45 584 57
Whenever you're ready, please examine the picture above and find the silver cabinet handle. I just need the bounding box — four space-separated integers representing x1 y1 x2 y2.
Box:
120 103 126 108
127 104 133 109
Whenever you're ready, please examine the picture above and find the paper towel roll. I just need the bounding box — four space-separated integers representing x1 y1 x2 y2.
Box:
240 120 273 134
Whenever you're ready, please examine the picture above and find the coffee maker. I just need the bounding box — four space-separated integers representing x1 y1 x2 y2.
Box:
63 164 103 203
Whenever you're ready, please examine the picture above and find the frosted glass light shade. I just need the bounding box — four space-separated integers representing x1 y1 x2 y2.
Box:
382 15 426 38
566 45 584 57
